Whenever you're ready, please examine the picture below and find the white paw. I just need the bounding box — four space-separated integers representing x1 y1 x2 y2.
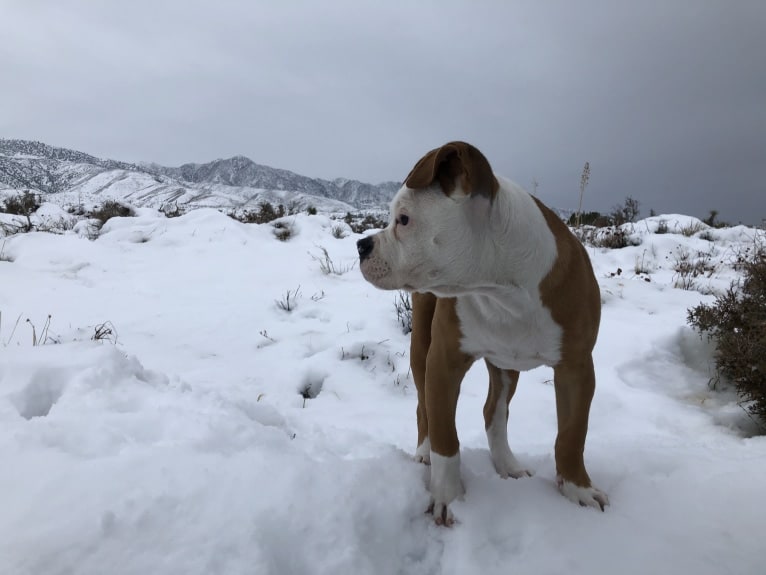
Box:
428 452 464 526
427 499 456 527
491 448 534 479
557 476 610 511
414 438 431 465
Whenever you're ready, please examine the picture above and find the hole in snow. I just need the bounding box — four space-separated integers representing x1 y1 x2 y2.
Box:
298 371 326 401
12 375 65 419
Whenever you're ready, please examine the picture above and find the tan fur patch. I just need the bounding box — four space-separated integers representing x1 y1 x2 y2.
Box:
531 196 600 360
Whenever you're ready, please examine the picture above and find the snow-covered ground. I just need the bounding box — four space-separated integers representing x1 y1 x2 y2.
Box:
0 205 764 575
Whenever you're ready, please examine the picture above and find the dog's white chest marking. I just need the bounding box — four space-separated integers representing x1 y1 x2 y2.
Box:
456 290 562 371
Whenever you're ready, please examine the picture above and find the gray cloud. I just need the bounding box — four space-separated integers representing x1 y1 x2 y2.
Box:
1 0 764 223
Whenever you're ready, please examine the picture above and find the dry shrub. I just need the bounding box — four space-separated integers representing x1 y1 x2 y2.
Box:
331 224 347 239
90 201 134 224
1 191 40 215
343 212 388 234
394 291 412 334
609 196 640 226
672 247 717 290
235 202 286 224
576 225 640 249
688 245 766 426
272 221 293 241
679 221 706 237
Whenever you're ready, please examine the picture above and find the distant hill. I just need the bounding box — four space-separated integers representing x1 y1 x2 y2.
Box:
0 139 401 213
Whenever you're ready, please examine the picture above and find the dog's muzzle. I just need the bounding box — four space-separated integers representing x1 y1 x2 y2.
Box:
357 236 374 262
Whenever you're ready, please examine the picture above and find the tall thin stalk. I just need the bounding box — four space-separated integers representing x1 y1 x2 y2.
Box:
576 161 590 228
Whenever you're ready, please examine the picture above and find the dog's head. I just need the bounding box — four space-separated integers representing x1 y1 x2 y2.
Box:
357 141 499 291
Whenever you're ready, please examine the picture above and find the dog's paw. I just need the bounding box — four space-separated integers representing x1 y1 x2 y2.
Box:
491 451 534 479
427 452 464 526
426 500 456 527
414 439 431 465
557 476 610 511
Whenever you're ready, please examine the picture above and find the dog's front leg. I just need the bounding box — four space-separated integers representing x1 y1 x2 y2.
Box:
424 298 474 526
411 292 437 464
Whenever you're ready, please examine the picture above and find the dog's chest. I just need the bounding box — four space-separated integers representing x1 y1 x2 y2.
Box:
455 291 562 371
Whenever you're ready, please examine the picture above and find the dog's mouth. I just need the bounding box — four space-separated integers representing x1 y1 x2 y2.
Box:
359 259 400 291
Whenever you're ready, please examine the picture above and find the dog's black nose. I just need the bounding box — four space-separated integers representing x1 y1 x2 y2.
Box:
357 236 374 262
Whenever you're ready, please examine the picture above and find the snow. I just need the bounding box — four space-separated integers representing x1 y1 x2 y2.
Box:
0 206 764 574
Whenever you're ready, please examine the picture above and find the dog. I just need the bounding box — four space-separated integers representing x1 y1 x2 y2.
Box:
357 141 608 525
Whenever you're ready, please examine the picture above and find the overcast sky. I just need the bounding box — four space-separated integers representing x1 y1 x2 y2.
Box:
1 1 764 223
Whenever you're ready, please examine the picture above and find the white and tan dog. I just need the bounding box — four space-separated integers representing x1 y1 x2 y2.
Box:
357 141 608 525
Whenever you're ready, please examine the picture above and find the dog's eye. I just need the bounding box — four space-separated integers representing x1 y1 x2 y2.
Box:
398 214 410 226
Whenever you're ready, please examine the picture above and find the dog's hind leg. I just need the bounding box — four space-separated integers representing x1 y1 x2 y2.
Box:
483 361 533 479
553 355 609 510
411 291 437 464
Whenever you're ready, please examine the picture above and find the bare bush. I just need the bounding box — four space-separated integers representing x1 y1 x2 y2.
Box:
331 224 348 239
343 212 388 234
36 217 77 235
394 291 412 334
678 221 706 237
702 209 730 229
310 246 355 275
0 217 34 236
672 247 717 290
610 196 640 226
634 250 652 275
276 286 301 312
568 211 611 227
1 191 40 216
234 202 286 224
160 202 184 218
93 321 118 344
577 225 640 249
90 201 134 225
286 200 301 216
272 221 293 241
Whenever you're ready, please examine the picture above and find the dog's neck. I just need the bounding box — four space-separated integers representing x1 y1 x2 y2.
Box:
478 180 557 286
420 181 557 302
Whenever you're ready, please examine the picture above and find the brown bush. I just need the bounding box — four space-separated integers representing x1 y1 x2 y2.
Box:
1 191 40 216
235 202 286 224
688 245 766 425
89 201 134 224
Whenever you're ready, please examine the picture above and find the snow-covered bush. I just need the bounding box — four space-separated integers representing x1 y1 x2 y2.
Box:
89 201 134 225
233 201 286 224
688 244 766 426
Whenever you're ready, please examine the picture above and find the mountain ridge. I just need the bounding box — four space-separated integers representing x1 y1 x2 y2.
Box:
0 139 400 213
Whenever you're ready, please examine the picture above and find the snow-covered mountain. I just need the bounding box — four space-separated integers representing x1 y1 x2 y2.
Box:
0 139 400 213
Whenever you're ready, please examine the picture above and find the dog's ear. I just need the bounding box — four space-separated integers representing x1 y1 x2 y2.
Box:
403 144 462 192
404 142 498 200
